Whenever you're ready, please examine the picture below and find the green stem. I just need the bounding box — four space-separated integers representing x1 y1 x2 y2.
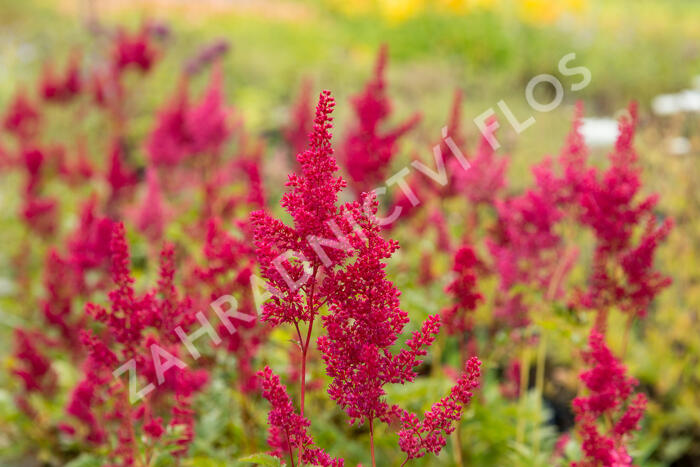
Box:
533 334 547 460
515 344 531 445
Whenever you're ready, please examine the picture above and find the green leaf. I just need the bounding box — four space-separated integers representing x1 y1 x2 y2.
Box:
238 453 282 466
64 454 103 467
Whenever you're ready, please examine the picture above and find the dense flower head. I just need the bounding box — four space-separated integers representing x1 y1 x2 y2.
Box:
69 222 208 461
106 140 138 201
40 54 82 102
3 91 41 141
258 366 344 466
41 249 84 347
135 168 170 242
68 195 115 272
571 103 672 318
572 330 647 467
252 90 348 326
319 194 443 425
112 26 158 73
341 45 421 193
146 66 231 167
442 244 484 335
12 329 57 396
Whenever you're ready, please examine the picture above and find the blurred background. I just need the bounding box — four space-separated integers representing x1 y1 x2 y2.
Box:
1 0 699 466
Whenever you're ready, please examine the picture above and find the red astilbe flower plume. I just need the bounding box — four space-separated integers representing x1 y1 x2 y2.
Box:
41 249 86 350
318 195 482 460
341 45 421 194
186 63 231 156
398 357 481 461
3 90 41 141
252 89 347 326
12 329 58 414
258 366 344 466
68 195 114 273
191 218 264 393
40 53 82 103
574 104 673 319
441 244 484 335
69 223 207 463
572 330 647 467
112 25 158 73
318 195 467 427
146 79 193 167
147 66 231 169
106 140 138 203
135 168 171 243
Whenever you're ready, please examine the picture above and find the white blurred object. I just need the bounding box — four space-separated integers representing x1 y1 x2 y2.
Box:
580 118 619 147
669 136 691 155
652 89 700 115
676 90 700 112
652 94 679 116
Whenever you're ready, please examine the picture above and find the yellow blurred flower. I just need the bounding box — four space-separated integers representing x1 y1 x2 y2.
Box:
379 0 426 22
518 0 587 25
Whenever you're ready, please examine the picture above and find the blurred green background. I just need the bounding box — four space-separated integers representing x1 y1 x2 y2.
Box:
1 0 700 465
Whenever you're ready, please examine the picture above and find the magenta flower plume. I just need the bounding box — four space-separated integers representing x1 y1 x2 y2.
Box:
112 26 158 73
442 244 483 335
3 91 41 141
68 223 207 462
252 89 346 327
341 45 421 194
40 53 82 103
258 366 344 466
146 65 231 168
572 330 647 467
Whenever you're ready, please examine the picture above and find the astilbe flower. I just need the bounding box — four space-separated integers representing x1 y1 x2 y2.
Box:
258 366 344 467
574 104 673 319
487 182 570 327
341 45 421 194
397 357 481 462
19 145 58 236
106 140 138 204
112 26 158 73
252 90 346 327
68 195 115 273
12 329 58 415
252 93 348 466
3 91 41 141
135 168 171 243
255 90 482 465
572 330 647 467
146 65 231 168
192 218 264 393
41 249 86 350
319 195 483 462
441 244 484 336
40 53 82 103
388 90 507 234
318 194 444 425
68 223 207 463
